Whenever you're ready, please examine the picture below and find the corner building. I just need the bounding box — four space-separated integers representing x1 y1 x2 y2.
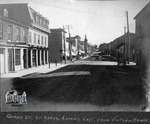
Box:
0 3 49 74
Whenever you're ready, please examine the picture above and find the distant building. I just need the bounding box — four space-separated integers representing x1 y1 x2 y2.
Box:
77 39 85 56
110 33 136 62
49 28 66 62
66 35 89 59
99 33 136 62
66 35 81 59
134 1 150 70
0 3 49 74
84 35 88 55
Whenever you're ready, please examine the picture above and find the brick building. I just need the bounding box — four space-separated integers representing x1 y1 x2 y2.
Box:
49 28 66 62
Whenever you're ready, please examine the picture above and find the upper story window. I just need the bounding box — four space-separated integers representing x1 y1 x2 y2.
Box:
0 22 3 40
41 36 43 45
43 20 46 27
33 13 36 23
3 8 8 17
38 35 40 44
28 32 31 43
7 25 13 41
45 37 47 46
15 27 21 41
21 29 26 42
36 15 40 25
40 18 42 26
34 33 36 43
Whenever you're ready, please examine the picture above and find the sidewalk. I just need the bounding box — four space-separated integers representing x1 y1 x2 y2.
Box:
0 63 69 78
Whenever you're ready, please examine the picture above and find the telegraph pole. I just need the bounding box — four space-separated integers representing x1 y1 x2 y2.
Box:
63 26 66 64
124 26 126 65
66 25 72 61
126 11 130 63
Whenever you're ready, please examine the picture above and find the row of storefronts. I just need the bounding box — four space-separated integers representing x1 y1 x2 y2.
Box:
0 45 48 74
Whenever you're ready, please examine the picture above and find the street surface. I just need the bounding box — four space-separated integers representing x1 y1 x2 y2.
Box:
0 57 146 111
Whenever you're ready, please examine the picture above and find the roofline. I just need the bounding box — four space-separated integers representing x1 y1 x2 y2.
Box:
0 3 28 5
50 28 67 33
28 6 49 22
134 1 150 19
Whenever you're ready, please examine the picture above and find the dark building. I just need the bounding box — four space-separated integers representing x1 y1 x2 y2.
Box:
49 28 66 62
134 1 150 70
99 33 136 62
84 35 88 55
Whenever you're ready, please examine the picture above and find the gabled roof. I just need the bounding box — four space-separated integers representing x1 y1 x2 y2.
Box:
0 3 50 33
0 3 31 26
134 1 150 19
28 7 49 23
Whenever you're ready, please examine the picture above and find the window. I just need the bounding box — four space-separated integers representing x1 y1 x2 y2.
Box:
45 37 46 46
0 22 3 40
40 18 42 26
7 25 13 41
41 19 44 26
36 16 39 24
15 49 21 65
28 32 31 43
41 36 43 45
15 27 20 41
21 29 25 41
34 33 36 43
34 13 36 23
38 35 40 44
3 8 8 17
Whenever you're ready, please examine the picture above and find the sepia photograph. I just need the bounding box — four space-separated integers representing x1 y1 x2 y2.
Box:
0 0 150 123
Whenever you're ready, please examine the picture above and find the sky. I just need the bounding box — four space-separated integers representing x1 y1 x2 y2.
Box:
0 0 149 45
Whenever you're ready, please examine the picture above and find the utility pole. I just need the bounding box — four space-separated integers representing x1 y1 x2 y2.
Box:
124 26 127 65
63 26 66 64
126 11 130 63
66 25 72 61
84 34 88 56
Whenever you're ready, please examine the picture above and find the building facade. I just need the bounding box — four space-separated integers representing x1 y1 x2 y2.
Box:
134 1 150 71
49 28 66 62
0 3 49 75
0 15 28 74
99 33 136 62
27 7 49 67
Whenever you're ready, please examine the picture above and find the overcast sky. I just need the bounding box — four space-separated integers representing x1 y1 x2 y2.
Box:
0 0 149 45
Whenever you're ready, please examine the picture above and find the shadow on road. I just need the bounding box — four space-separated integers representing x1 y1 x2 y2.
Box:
12 64 145 108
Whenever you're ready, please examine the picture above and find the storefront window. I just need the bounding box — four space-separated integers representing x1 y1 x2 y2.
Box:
15 49 21 65
0 22 3 40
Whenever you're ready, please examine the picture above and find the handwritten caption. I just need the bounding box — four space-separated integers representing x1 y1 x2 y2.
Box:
5 113 150 123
